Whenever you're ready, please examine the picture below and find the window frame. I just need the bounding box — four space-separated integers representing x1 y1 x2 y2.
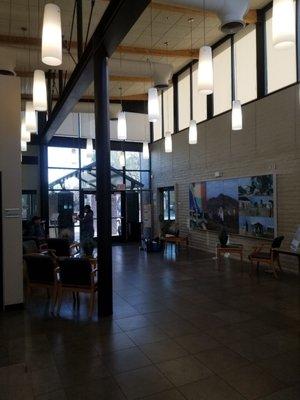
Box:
159 186 176 222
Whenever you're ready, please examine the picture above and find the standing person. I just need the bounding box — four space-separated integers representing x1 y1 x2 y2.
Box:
81 208 94 242
26 216 46 240
79 205 95 255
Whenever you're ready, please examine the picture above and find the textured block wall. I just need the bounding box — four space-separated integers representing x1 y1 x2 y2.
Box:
151 85 300 273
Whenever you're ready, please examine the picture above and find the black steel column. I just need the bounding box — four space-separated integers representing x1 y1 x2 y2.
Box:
38 112 49 235
256 9 266 99
94 51 113 317
76 0 83 60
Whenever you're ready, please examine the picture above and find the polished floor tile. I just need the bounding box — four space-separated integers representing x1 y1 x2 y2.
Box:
1 244 299 400
220 364 286 400
156 355 213 386
179 374 245 400
115 365 172 399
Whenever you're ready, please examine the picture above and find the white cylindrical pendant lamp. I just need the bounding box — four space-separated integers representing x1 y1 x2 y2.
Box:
164 131 172 153
21 120 31 142
273 0 295 48
117 111 127 140
189 120 198 144
33 70 47 111
197 46 213 95
86 138 93 158
21 140 27 152
148 87 160 123
232 100 243 131
142 142 149 160
42 3 62 66
25 101 37 133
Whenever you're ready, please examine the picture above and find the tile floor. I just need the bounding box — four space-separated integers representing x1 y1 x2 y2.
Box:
0 244 299 399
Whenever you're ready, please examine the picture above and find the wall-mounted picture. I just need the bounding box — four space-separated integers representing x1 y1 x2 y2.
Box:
189 174 276 239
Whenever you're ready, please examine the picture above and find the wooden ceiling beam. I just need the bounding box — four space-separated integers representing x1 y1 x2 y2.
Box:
21 93 148 102
0 34 197 58
118 45 198 58
16 70 152 82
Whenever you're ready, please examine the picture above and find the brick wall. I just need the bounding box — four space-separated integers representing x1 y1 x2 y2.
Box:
151 85 300 273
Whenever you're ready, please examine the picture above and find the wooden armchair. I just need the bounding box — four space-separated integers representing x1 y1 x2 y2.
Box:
56 258 97 317
45 238 80 258
248 236 284 278
23 254 59 308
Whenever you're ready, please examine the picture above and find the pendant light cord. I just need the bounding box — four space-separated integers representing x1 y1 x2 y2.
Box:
233 45 237 101
203 0 206 46
165 41 170 133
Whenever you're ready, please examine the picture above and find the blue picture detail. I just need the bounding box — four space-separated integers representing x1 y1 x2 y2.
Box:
189 175 275 239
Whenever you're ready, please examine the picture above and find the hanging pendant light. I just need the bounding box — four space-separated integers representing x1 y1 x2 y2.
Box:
119 152 125 168
42 3 62 66
21 119 31 142
164 131 172 153
189 120 198 144
232 100 243 130
142 142 149 160
117 111 127 140
25 101 37 133
273 0 295 48
197 1 213 95
86 138 93 158
148 87 160 122
33 70 47 111
198 46 213 95
21 140 27 152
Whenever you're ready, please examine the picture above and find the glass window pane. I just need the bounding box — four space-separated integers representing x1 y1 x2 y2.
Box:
266 7 296 93
234 24 257 104
178 68 191 131
125 152 141 170
81 168 96 189
163 85 174 134
111 150 123 169
192 64 207 123
163 191 169 220
48 169 79 190
213 40 232 116
153 93 162 141
22 193 37 220
81 148 95 168
169 190 176 221
48 147 79 168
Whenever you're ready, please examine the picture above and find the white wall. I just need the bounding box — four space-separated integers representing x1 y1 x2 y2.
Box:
151 84 300 273
54 112 150 142
0 75 23 306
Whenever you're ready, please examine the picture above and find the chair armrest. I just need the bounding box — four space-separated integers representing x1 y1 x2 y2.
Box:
39 243 48 251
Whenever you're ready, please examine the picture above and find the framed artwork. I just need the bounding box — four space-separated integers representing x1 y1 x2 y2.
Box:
189 174 276 239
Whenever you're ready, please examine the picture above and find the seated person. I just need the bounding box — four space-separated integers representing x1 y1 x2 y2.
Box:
26 216 46 240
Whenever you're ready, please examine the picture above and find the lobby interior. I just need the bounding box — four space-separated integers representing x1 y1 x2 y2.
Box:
0 0 299 399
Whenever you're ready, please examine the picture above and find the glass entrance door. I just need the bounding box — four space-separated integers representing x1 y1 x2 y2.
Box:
80 190 125 241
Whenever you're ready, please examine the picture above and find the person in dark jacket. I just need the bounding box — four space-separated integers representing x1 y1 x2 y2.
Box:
26 216 46 240
80 205 94 242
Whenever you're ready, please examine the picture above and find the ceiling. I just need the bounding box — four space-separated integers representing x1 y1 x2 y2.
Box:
0 0 270 103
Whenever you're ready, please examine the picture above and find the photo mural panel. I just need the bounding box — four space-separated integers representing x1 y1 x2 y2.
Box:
189 174 275 239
